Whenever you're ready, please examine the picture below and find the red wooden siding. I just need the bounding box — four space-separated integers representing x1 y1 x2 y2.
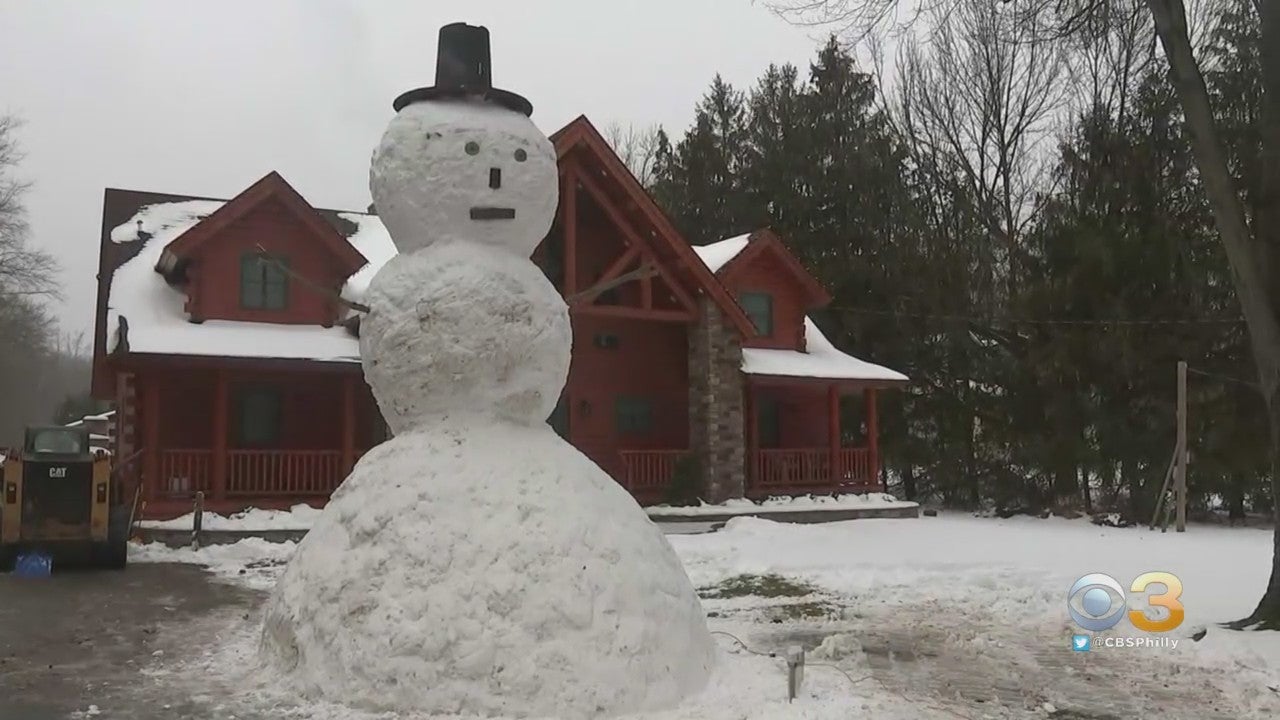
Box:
719 250 807 351
565 314 689 478
186 197 345 326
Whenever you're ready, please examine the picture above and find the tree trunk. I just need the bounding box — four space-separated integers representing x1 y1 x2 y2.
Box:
1147 0 1280 628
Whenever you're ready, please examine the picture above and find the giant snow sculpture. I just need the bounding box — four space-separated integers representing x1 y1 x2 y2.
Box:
258 22 715 717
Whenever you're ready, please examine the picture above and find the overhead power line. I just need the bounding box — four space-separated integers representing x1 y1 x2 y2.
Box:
1186 366 1259 389
830 306 1247 327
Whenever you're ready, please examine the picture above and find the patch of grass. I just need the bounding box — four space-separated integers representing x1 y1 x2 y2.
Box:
766 601 838 622
699 573 817 600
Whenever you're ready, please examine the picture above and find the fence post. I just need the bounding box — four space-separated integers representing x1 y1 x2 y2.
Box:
191 491 204 549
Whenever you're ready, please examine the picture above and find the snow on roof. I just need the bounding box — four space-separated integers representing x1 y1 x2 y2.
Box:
84 411 115 421
107 200 369 362
339 211 395 303
691 234 751 273
743 318 908 382
688 235 907 383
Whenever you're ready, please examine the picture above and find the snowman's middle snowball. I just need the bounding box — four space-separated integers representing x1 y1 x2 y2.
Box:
360 240 571 434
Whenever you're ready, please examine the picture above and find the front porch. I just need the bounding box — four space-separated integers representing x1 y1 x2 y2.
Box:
130 363 383 517
616 380 884 503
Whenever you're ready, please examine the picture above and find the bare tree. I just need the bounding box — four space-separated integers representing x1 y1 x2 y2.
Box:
893 2 1067 300
766 0 1280 628
0 114 57 298
602 121 664 188
0 115 71 444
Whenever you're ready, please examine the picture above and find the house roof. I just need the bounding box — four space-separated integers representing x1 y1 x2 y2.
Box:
93 116 901 386
101 196 367 365
743 318 908 384
158 171 368 276
692 233 907 385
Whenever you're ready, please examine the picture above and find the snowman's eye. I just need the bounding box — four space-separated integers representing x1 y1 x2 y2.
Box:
514 148 528 163
465 141 480 156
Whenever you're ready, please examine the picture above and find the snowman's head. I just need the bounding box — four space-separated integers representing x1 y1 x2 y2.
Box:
369 100 558 257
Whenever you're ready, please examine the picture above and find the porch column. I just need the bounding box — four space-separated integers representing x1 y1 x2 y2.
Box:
142 377 160 503
211 370 228 502
827 384 840 489
745 384 758 490
342 374 357 476
866 388 880 489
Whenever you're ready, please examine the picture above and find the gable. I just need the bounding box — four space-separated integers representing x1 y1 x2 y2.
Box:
551 116 756 337
182 197 353 325
693 229 832 351
718 229 831 309
159 171 366 278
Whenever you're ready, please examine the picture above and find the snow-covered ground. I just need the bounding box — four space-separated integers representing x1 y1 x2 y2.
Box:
647 492 917 517
138 503 322 531
139 493 917 530
130 513 1280 719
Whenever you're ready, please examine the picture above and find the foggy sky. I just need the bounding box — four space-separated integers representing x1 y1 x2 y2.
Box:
0 0 829 341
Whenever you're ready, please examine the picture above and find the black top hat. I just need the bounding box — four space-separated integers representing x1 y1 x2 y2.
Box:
392 23 533 117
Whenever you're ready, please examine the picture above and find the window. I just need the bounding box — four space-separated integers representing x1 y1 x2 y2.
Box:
236 387 282 446
615 397 653 436
740 292 773 336
240 254 289 310
757 397 781 448
593 333 620 349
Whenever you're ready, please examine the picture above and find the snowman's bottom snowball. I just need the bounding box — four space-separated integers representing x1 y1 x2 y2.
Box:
258 421 715 717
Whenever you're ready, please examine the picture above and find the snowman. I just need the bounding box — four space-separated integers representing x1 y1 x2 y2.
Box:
259 23 715 717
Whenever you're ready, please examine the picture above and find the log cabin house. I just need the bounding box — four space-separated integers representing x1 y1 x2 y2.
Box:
91 116 907 519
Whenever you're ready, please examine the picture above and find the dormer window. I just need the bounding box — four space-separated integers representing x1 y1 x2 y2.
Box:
240 253 289 310
740 292 773 336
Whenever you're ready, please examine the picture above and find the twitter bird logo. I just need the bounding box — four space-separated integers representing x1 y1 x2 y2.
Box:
1072 635 1092 652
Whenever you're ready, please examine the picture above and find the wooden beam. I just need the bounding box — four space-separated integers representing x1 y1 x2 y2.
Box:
573 169 699 313
571 305 694 322
828 385 840 489
593 245 641 291
565 264 659 305
342 374 357 476
211 370 228 503
1175 360 1187 532
866 389 880 490
641 275 653 309
562 166 578 295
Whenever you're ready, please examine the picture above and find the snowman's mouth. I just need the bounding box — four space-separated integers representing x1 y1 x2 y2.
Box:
470 207 516 221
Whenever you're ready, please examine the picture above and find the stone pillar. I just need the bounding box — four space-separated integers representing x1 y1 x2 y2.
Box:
687 297 745 503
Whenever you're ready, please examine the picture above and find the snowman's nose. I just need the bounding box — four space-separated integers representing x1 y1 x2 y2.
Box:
489 168 502 189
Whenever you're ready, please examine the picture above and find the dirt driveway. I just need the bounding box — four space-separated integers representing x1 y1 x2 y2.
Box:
0 563 258 720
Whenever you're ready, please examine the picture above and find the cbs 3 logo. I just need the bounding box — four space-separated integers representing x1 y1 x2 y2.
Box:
1068 572 1184 633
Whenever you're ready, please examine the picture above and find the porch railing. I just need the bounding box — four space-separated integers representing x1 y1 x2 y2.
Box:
159 449 212 497
228 450 345 496
153 448 355 499
749 447 879 494
619 449 687 496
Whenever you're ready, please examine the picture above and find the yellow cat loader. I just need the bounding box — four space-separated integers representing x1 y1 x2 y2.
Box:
0 426 136 570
